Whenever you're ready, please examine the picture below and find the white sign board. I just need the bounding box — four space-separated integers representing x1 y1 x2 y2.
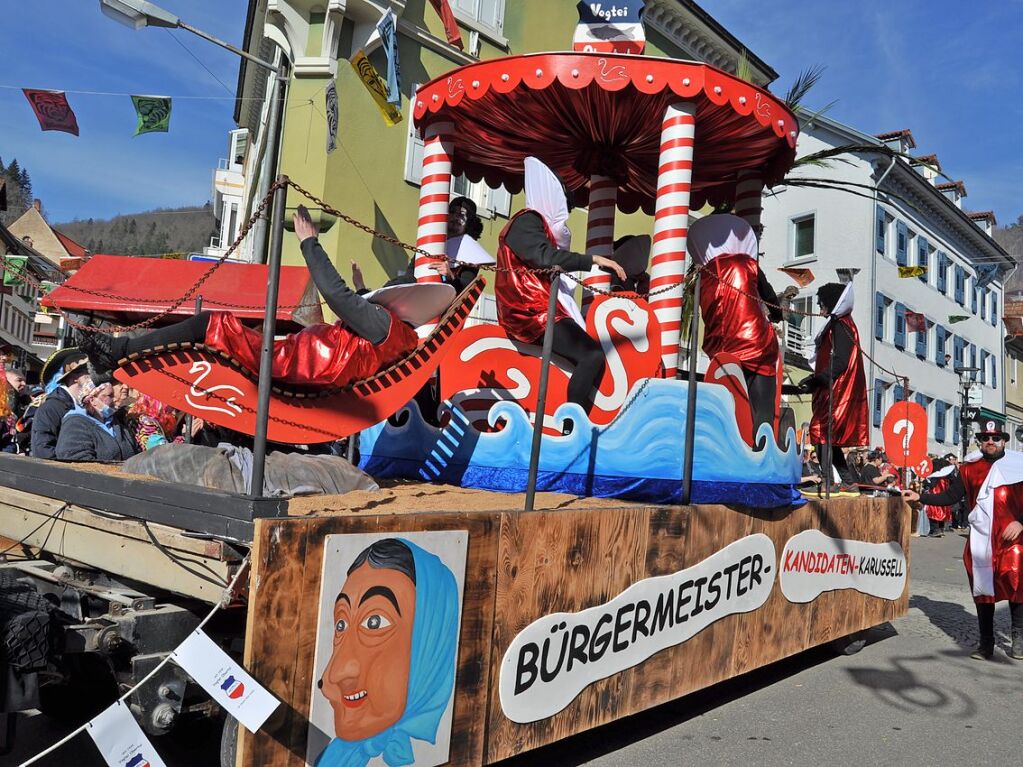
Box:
306 531 468 767
779 529 906 603
499 534 776 723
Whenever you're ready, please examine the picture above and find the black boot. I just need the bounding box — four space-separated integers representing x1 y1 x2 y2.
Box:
973 602 995 660
79 332 127 377
1011 628 1023 661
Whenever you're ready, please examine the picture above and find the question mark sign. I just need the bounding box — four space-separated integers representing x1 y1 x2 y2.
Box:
893 419 914 454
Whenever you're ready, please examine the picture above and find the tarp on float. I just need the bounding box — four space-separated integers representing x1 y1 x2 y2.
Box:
42 255 322 328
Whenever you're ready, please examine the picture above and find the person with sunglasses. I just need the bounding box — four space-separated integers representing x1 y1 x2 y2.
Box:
903 418 1023 660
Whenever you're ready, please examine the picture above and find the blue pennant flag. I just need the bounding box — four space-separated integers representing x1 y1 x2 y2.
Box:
975 263 998 289
376 9 402 108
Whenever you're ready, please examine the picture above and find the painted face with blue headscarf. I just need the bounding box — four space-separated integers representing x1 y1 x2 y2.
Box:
317 538 460 767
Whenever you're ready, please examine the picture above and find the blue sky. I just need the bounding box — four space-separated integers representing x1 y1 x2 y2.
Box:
711 0 1023 227
2 1 1020 227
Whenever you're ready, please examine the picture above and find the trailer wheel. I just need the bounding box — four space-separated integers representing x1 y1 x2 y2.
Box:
220 715 238 767
38 653 117 724
831 630 868 656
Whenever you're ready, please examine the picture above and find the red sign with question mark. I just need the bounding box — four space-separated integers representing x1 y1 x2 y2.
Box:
881 401 929 469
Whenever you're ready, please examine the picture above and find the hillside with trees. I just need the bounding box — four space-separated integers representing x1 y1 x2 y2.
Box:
0 157 34 226
54 205 217 256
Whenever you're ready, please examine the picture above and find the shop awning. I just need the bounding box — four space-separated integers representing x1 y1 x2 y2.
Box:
42 255 323 327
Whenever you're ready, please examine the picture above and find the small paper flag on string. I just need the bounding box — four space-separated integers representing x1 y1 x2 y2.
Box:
173 629 279 732
905 310 927 333
2 255 27 287
428 0 463 48
350 50 402 126
132 95 172 135
778 266 815 288
23 89 79 135
376 8 402 108
948 314 970 324
975 263 998 289
87 700 169 767
325 80 339 154
898 265 926 278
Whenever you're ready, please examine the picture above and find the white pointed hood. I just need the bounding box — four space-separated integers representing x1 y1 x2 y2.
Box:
523 156 584 327
687 213 759 267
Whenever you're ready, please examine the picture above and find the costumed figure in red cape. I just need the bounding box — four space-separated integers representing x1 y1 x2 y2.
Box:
905 418 1023 661
687 213 783 438
797 282 868 491
922 457 955 534
494 156 625 417
80 206 439 389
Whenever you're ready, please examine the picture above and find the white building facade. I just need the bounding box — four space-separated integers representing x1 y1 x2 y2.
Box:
760 116 1013 456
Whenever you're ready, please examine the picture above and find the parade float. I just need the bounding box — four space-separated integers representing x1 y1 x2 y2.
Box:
4 36 909 767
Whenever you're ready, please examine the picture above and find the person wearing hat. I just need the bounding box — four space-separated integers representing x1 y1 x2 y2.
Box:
79 206 441 391
904 417 1023 660
687 213 784 440
797 282 868 491
30 349 93 459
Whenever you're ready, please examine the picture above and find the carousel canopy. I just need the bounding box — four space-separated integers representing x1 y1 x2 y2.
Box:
42 255 322 327
413 53 799 215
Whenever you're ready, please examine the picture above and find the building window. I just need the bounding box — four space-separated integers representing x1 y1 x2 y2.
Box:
873 381 884 427
895 221 908 266
451 0 506 42
785 295 816 356
916 238 929 283
915 317 928 358
953 405 961 445
936 252 948 294
894 302 906 350
874 293 889 341
990 352 998 390
405 84 511 218
935 401 946 442
991 293 999 326
875 206 887 256
935 325 947 367
954 265 966 305
792 215 815 260
971 277 978 314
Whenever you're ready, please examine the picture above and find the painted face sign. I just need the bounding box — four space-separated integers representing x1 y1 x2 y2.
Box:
499 534 776 723
308 531 467 767
779 530 906 603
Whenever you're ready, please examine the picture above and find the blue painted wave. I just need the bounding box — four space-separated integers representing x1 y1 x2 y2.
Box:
359 378 803 508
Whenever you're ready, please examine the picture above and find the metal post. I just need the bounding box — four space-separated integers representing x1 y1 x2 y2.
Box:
251 69 287 264
249 176 288 497
680 273 701 505
825 323 835 499
524 270 562 512
183 294 203 444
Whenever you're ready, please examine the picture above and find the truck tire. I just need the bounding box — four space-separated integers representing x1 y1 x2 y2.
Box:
220 715 238 767
38 653 117 724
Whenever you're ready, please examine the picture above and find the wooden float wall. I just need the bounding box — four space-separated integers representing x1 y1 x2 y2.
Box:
238 497 908 767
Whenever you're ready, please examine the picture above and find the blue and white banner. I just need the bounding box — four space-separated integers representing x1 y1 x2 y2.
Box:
376 8 402 108
87 701 168 767
574 1 646 54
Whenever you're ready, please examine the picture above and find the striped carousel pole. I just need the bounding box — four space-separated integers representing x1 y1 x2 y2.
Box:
414 120 455 283
647 102 697 376
581 175 618 316
734 168 764 236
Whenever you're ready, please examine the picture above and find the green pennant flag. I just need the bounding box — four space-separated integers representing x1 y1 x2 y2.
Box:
2 255 27 286
948 315 970 324
131 95 172 135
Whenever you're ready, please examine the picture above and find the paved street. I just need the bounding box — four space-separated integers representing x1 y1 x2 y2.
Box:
9 531 1021 767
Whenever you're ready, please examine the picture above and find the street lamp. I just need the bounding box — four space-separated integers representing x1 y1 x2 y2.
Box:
99 0 290 497
954 365 981 459
100 0 277 71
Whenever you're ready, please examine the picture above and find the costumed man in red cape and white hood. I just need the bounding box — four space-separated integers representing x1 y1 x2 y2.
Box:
79 207 451 390
905 419 1023 661
798 282 868 491
494 157 625 418
687 213 783 440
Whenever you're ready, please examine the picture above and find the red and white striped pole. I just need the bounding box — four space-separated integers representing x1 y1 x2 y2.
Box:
581 175 618 317
648 102 697 376
414 120 455 283
734 168 764 236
